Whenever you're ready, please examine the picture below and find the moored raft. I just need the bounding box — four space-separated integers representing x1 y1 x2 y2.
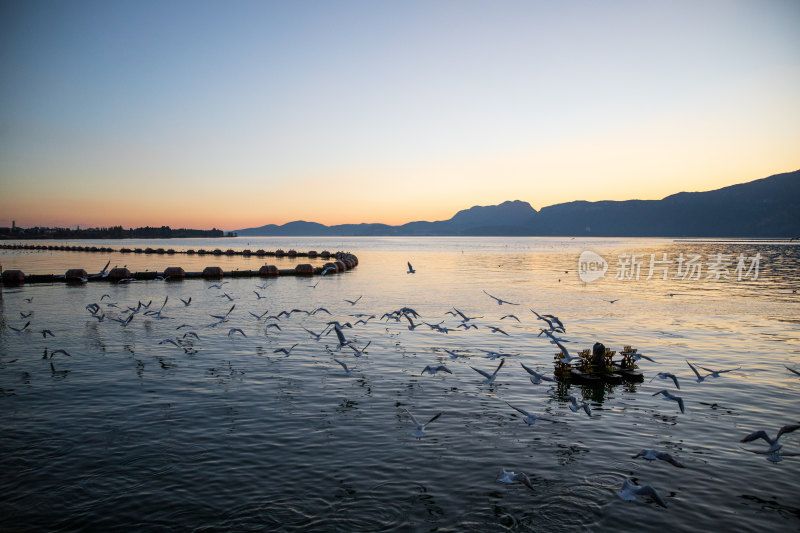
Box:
555 343 644 384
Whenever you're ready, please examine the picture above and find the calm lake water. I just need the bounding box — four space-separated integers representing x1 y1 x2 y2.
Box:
1 237 799 532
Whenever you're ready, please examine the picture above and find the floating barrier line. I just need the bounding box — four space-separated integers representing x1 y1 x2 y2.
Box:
0 251 359 285
1 243 335 258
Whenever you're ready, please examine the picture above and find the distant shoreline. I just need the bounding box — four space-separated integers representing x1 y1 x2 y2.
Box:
0 225 230 240
0 233 800 240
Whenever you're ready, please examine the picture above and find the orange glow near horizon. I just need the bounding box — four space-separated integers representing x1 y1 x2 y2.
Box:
2 2 798 231
3 159 798 231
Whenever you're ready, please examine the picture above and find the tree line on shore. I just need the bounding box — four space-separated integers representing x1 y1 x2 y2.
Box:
0 225 227 239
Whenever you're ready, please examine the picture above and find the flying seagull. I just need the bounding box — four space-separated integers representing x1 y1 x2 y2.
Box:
333 358 352 376
403 408 442 439
421 365 452 375
698 364 741 378
562 394 592 416
652 389 685 414
740 424 800 452
505 401 557 425
483 290 519 305
496 468 535 491
617 478 667 507
274 343 299 356
632 449 685 468
686 360 709 383
649 372 680 389
520 362 556 384
9 321 31 333
470 358 505 384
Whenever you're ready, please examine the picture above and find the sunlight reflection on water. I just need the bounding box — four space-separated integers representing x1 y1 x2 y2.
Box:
1 237 799 531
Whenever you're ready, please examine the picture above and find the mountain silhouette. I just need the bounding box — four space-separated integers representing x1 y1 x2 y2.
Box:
236 169 800 237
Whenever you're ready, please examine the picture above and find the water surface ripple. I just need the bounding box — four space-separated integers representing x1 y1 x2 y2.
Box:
1 237 799 531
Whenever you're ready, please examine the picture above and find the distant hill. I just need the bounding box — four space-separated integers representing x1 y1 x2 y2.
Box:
235 169 800 237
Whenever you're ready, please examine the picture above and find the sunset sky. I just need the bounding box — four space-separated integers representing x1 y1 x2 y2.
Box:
1 0 798 231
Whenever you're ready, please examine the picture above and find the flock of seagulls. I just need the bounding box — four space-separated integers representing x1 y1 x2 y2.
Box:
1 257 798 517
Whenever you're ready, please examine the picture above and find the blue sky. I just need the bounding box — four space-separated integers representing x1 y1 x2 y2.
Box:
1 0 798 229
